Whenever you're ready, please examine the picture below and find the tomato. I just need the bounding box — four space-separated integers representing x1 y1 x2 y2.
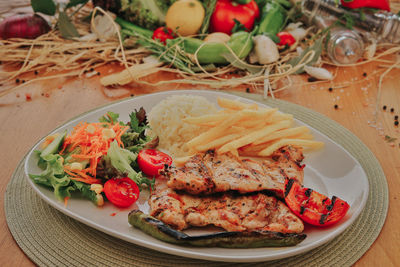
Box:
210 0 260 35
284 178 350 227
277 32 296 47
103 177 139 208
341 0 390 11
152 26 174 45
137 149 172 177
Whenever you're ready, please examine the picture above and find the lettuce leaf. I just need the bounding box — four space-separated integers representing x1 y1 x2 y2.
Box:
29 153 98 204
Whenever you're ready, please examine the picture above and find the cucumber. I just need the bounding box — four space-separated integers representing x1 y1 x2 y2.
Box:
40 131 67 157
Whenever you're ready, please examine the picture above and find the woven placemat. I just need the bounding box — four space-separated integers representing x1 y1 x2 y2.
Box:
5 92 388 266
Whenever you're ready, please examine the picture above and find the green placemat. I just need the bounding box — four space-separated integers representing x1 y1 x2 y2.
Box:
5 92 388 266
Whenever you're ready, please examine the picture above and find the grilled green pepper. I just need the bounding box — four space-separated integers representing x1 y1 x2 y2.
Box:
128 210 307 248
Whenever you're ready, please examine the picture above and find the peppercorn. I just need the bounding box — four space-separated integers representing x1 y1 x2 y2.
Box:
97 72 101 76
383 105 387 111
22 80 25 83
308 77 317 82
395 115 399 120
328 87 333 92
395 121 399 126
16 78 20 84
34 70 38 75
334 104 338 109
390 108 394 113
362 72 367 77
246 88 250 93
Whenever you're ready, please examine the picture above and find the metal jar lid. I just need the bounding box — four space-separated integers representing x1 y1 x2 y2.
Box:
327 28 364 65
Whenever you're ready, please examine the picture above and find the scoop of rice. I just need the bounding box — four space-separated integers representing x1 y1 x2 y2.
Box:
148 95 217 157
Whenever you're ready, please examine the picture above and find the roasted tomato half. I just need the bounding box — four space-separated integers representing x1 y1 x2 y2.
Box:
284 178 350 227
104 177 139 208
137 149 172 177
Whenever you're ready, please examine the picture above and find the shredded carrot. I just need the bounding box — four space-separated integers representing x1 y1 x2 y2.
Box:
64 197 69 207
61 119 129 184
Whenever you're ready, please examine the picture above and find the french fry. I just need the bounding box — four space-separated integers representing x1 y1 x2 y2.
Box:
241 108 278 118
194 132 244 152
182 97 324 158
239 133 314 157
217 120 292 154
183 113 231 126
173 155 194 167
217 97 258 110
252 126 310 145
186 114 245 149
258 139 324 157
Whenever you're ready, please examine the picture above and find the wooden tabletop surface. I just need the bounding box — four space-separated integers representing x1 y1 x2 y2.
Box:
1 1 400 266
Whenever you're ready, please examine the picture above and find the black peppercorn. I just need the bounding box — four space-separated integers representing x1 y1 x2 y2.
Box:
334 104 338 109
390 108 394 113
383 105 387 110
395 121 399 126
362 72 367 77
328 87 333 92
16 78 20 83
395 115 399 120
34 70 38 75
308 77 317 82
246 88 250 93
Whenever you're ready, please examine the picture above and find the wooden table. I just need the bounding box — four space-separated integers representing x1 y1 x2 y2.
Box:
1 61 399 266
1 0 400 264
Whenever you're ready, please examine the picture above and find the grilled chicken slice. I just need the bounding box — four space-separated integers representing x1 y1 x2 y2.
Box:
165 146 304 198
149 181 304 233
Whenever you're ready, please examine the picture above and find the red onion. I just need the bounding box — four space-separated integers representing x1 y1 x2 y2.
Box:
0 14 51 39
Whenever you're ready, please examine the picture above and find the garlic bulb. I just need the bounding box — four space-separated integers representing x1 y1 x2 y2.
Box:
249 35 279 65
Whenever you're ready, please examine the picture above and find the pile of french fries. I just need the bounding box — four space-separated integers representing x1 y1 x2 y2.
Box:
181 97 324 158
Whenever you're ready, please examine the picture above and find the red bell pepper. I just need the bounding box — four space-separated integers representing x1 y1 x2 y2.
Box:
209 0 260 35
341 0 390 11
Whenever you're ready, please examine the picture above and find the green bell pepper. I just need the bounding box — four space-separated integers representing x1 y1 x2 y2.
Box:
257 1 287 37
180 31 254 65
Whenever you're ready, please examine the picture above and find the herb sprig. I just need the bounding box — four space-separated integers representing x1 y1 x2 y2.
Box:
31 0 89 39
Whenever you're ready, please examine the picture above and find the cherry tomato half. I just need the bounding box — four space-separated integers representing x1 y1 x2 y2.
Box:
284 178 350 227
103 177 139 208
152 26 174 45
137 149 172 177
277 32 296 47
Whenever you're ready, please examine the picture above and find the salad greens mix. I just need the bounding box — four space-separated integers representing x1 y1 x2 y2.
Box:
29 108 156 206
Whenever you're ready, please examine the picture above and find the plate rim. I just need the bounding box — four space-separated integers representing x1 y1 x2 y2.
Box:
23 90 370 262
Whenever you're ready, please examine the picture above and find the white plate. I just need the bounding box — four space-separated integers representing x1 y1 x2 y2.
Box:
24 90 369 263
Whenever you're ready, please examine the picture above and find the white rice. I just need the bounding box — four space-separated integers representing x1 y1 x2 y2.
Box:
148 95 217 157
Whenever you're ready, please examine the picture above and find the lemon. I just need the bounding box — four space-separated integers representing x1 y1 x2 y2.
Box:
166 0 205 36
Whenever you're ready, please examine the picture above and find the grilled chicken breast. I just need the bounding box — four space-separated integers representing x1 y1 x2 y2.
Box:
149 181 304 233
165 146 304 198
